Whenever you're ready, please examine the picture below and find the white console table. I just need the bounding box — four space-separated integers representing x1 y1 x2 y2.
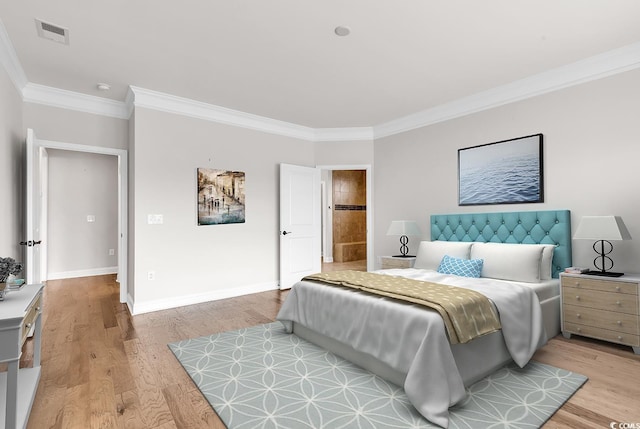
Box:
0 284 43 429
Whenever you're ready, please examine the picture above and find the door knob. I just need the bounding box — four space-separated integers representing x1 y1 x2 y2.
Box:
19 240 42 247
282 231 292 235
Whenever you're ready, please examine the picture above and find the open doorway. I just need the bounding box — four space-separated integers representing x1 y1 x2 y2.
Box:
318 165 372 273
46 150 119 280
27 130 128 304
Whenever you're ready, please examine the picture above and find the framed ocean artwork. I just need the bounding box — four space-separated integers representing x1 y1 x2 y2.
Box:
458 134 543 206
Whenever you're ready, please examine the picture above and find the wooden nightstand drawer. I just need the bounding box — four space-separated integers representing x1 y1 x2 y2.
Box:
562 287 638 315
563 304 639 335
563 322 640 347
380 256 415 269
561 276 638 295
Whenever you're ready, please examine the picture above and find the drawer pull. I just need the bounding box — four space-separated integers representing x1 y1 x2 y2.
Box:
577 327 582 332
617 336 623 341
616 301 621 306
576 313 581 318
25 323 32 329
615 286 620 292
617 321 622 325
36 306 41 312
576 295 580 301
575 282 581 288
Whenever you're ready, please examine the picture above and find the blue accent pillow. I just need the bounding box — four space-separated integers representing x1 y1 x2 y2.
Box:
437 255 483 278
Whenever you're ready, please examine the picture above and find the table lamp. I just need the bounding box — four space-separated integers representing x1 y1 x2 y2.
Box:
573 215 631 277
386 220 421 257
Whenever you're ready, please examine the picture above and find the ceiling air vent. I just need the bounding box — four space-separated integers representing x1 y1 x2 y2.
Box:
35 19 69 45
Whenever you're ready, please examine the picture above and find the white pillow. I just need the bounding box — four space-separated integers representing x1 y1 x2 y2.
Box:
470 242 544 283
539 244 556 280
414 241 473 270
501 243 555 280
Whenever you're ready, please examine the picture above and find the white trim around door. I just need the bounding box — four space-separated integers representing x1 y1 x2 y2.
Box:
35 136 129 307
317 164 373 272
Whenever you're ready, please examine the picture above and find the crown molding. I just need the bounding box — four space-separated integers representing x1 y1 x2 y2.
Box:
3 10 640 143
23 83 129 119
374 41 640 139
0 18 28 93
129 86 320 141
128 86 375 142
124 86 135 118
313 127 374 142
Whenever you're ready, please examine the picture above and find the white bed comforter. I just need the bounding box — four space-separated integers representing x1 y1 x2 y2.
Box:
276 269 547 428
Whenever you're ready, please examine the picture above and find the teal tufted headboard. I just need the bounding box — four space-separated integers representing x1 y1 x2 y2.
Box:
430 210 572 278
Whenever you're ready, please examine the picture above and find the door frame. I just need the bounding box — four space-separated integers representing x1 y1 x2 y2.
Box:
25 129 45 284
317 164 373 272
35 136 129 304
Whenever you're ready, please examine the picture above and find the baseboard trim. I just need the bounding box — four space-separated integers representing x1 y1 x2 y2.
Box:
126 293 135 315
131 281 279 315
47 266 118 280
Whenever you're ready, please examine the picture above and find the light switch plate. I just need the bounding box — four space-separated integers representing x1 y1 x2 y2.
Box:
147 214 163 224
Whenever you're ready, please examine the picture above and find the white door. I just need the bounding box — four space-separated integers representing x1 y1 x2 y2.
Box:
279 163 321 289
24 129 45 284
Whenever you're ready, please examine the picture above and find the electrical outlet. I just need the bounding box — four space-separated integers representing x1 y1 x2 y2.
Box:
147 271 155 281
108 249 115 256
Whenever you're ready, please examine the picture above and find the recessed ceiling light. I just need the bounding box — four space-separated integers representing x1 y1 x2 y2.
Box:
334 26 351 37
97 83 111 91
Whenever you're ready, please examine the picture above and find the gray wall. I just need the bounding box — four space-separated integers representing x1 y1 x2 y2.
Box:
23 103 129 150
7 64 640 310
131 107 316 309
374 69 640 272
47 149 118 277
315 140 374 166
0 66 24 260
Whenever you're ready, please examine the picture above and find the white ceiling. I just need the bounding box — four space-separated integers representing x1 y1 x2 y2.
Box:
2 0 640 129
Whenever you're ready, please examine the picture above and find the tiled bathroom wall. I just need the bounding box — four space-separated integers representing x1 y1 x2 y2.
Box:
332 170 367 262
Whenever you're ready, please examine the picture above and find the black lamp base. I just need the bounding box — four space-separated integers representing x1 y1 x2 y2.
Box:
589 240 623 277
392 255 416 258
586 270 624 277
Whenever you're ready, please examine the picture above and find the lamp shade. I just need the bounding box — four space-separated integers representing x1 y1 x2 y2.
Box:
573 216 632 241
386 220 421 237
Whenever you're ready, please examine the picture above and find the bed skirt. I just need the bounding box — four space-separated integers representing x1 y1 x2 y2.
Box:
291 293 559 388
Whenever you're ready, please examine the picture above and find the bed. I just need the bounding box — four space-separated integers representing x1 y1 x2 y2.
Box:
277 210 572 427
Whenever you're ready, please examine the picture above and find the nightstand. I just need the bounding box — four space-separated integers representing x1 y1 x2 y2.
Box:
560 272 639 354
380 256 416 269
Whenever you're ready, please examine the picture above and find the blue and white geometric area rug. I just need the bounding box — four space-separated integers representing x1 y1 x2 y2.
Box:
168 322 587 429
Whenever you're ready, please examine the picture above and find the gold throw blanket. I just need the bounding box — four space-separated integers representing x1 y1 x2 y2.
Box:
302 271 501 344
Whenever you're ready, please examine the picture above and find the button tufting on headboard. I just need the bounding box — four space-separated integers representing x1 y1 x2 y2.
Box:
430 210 572 278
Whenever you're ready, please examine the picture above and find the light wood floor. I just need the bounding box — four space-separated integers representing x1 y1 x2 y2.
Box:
322 258 367 272
15 275 640 428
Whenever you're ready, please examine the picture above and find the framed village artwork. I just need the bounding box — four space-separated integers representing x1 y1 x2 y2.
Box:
197 168 246 225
